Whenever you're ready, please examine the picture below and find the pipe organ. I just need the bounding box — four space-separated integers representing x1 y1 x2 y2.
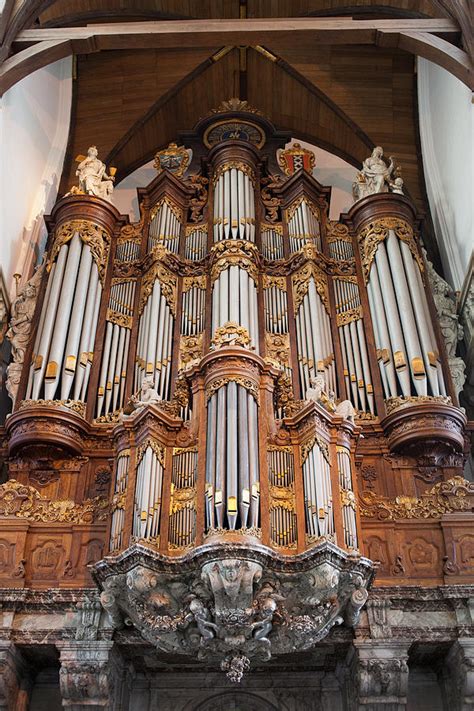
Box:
4 106 470 679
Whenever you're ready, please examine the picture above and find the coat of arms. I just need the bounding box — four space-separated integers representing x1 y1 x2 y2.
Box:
153 142 190 177
278 143 315 176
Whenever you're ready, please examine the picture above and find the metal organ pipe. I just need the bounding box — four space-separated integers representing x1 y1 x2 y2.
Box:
29 230 104 404
133 444 164 542
363 226 445 400
148 199 181 254
213 166 255 242
337 446 358 550
295 277 334 398
287 199 321 254
205 383 260 531
135 276 174 401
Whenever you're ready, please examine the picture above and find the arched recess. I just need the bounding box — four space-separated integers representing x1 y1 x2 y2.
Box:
193 692 278 711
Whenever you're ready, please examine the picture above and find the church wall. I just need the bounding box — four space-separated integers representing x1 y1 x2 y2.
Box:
417 57 473 292
0 58 72 301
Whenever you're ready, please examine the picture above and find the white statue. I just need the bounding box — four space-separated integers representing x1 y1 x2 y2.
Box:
424 249 466 397
353 146 395 202
131 376 161 407
335 399 357 423
306 375 326 403
390 176 404 195
6 263 44 404
306 375 357 422
121 376 161 419
76 146 115 201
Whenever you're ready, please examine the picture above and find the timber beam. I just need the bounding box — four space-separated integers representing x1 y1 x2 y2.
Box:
1 17 472 95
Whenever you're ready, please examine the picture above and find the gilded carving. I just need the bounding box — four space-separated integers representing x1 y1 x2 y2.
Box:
360 476 474 520
106 309 132 329
50 221 110 284
210 240 260 285
326 221 352 243
385 395 452 415
292 262 329 314
265 333 290 367
212 161 256 185
358 218 423 282
150 196 183 223
182 275 206 292
286 196 320 224
0 479 108 523
336 306 363 327
18 399 87 418
211 322 251 349
137 439 165 466
301 435 329 464
180 334 203 368
139 262 177 316
205 376 259 403
262 274 286 291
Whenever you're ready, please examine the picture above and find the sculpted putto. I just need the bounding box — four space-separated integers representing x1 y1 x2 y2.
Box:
76 146 115 201
306 375 356 423
353 146 397 202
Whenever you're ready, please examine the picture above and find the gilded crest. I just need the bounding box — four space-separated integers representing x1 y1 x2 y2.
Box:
153 142 190 177
278 143 316 176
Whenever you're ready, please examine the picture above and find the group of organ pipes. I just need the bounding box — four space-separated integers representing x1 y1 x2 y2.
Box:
10 108 463 565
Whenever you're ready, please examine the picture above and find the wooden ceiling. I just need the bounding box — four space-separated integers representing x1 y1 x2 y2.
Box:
36 0 445 26
4 0 464 247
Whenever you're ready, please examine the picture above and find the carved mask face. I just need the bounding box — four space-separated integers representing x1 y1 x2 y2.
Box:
221 561 241 581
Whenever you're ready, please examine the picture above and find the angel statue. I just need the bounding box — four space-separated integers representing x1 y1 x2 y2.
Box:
75 146 115 201
353 146 395 202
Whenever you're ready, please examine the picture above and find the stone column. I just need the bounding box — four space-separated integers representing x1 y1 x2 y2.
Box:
58 641 121 711
443 639 474 710
342 640 410 711
0 641 29 711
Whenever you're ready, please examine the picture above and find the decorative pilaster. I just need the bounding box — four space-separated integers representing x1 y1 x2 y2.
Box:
58 640 117 711
343 640 410 711
442 639 474 710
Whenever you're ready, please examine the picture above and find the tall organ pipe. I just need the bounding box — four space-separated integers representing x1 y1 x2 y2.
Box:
205 383 260 531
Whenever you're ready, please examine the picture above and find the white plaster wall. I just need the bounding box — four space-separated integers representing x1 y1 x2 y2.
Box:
417 57 473 291
113 160 156 222
0 58 73 300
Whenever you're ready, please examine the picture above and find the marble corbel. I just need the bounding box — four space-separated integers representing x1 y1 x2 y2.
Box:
442 639 474 711
0 641 31 711
57 640 119 711
366 599 391 640
342 640 410 710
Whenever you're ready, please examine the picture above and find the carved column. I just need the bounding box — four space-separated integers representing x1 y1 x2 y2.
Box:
0 641 30 711
58 640 119 711
442 639 474 710
342 640 410 711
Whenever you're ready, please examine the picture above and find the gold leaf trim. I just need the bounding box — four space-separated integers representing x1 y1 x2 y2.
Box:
358 218 423 282
137 439 165 466
50 220 110 284
360 476 474 520
205 376 259 403
0 480 108 523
